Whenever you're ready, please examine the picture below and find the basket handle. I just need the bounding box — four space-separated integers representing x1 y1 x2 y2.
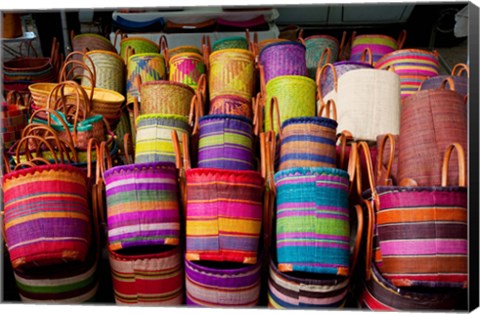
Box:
357 141 378 207
337 30 347 60
257 63 266 96
60 52 97 101
441 143 466 187
440 77 456 92
6 91 24 107
172 130 190 218
336 130 353 170
317 98 337 121
363 198 375 280
87 137 100 180
196 73 207 108
189 93 204 136
201 35 211 71
113 30 127 50
297 28 306 46
98 140 113 183
125 46 136 62
346 141 359 197
123 133 134 165
318 47 332 68
350 203 365 278
396 29 407 49
252 92 265 137
14 135 60 166
133 96 141 130
28 107 76 148
360 47 373 66
260 131 276 259
268 96 282 140
376 133 395 186
451 63 470 78
316 63 338 105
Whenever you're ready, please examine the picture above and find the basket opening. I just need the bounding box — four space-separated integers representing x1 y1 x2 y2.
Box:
115 245 176 256
193 260 249 270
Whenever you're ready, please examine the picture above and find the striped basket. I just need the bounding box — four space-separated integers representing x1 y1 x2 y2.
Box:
126 53 166 106
104 162 181 251
209 95 253 120
185 258 262 307
135 114 190 164
140 81 195 117
303 35 340 79
209 48 256 103
108 246 184 305
259 41 308 85
274 166 351 275
265 76 317 133
2 164 91 269
185 168 264 264
212 36 249 52
256 38 289 55
197 114 255 171
71 33 116 55
349 31 406 65
277 103 338 171
120 37 159 62
375 49 439 98
82 50 125 95
168 52 206 91
419 63 469 98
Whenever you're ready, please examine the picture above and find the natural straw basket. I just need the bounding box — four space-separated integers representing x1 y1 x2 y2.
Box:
208 48 256 103
139 80 195 117
209 95 253 120
168 52 206 91
82 50 125 94
119 36 159 61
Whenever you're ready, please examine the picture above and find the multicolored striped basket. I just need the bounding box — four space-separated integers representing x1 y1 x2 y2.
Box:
209 48 256 103
108 246 184 305
103 162 181 251
265 76 317 133
375 48 439 98
419 62 469 98
274 166 351 275
259 41 308 85
185 168 264 264
140 81 195 117
349 31 406 65
134 114 190 164
2 164 91 269
185 258 262 307
197 114 255 171
81 50 126 95
374 143 468 289
168 52 206 91
209 95 253 120
212 36 249 52
303 35 340 79
126 53 166 106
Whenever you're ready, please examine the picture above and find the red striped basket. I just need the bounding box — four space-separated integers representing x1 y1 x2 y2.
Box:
185 168 264 264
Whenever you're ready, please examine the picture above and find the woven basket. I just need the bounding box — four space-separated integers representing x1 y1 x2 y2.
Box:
397 79 467 186
108 246 184 305
82 50 125 94
212 36 249 52
208 48 256 103
185 258 262 307
419 63 469 98
257 38 289 55
71 32 116 55
140 80 195 117
120 37 159 62
103 162 181 251
126 53 166 106
209 95 253 119
265 75 317 133
274 166 351 275
163 45 202 65
134 114 190 164
335 68 401 141
349 31 406 65
185 168 264 264
375 48 439 98
259 41 308 85
2 164 91 269
303 35 340 79
1 100 28 150
168 52 206 91
197 114 255 170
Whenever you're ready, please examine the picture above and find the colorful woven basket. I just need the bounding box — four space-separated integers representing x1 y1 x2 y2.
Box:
212 36 249 52
209 48 256 103
140 81 195 117
134 114 190 164
419 63 469 98
197 114 255 171
185 168 264 264
104 162 181 251
2 164 91 269
71 32 116 55
82 50 125 95
209 95 253 120
265 76 317 133
375 48 439 98
304 35 340 79
274 166 351 275
126 53 166 106
259 41 308 85
108 246 184 305
185 258 262 307
1 101 28 150
349 31 406 65
397 80 467 186
120 37 159 62
168 52 206 91
257 38 289 55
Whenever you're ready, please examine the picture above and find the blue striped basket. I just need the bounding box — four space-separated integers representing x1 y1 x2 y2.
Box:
274 167 351 276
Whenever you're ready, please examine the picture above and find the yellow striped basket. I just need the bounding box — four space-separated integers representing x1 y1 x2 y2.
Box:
168 52 206 91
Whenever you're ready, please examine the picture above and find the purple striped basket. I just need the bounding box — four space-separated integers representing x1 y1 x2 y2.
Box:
419 63 469 98
259 41 308 85
274 167 351 276
185 258 262 307
197 114 255 171
350 31 406 65
103 162 181 251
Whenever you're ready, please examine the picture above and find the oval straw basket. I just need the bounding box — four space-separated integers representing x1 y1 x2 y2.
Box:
140 81 195 117
82 50 126 94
